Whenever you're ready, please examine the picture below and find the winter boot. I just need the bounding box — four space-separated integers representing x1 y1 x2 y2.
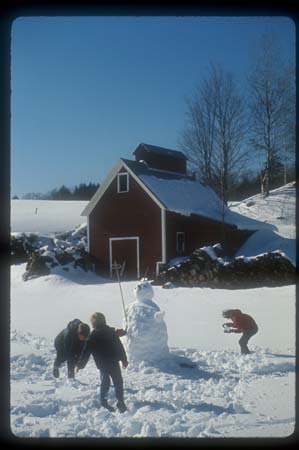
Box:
241 347 251 355
242 350 251 355
116 400 127 413
101 399 115 412
67 367 75 379
53 364 59 378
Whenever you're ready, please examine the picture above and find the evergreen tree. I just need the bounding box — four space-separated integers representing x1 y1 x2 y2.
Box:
22 182 100 201
49 185 72 200
72 182 99 200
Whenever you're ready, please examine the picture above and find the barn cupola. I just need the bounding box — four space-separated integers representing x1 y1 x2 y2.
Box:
133 143 188 174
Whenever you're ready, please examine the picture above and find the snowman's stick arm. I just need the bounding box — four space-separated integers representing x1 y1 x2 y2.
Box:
114 261 128 330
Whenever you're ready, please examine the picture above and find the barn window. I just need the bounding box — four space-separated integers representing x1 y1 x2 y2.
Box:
176 232 186 253
117 173 129 193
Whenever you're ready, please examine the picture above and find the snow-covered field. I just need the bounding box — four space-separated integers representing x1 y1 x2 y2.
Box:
11 200 88 233
11 264 295 438
10 184 296 438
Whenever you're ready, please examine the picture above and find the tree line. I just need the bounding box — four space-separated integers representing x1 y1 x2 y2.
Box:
180 33 295 202
15 182 100 201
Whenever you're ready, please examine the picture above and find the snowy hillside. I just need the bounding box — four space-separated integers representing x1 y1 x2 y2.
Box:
11 200 88 234
229 182 296 265
229 182 295 239
11 265 295 438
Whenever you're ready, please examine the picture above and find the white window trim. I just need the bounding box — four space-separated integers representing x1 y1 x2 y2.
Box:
176 231 186 253
117 172 129 193
109 236 140 278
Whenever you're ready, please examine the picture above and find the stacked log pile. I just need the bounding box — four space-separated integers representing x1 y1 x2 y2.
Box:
218 252 295 288
11 233 38 264
156 244 295 289
11 224 96 281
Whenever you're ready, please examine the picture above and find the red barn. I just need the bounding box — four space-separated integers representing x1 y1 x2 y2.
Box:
82 143 271 279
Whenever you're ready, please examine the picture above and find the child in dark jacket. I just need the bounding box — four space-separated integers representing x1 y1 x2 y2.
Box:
222 309 258 354
76 312 128 413
53 319 90 379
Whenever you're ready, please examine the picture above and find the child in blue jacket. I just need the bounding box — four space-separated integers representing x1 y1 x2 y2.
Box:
53 319 90 379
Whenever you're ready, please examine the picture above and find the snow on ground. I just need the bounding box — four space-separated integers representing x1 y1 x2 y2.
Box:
11 264 295 438
11 200 88 234
10 185 296 437
229 182 296 265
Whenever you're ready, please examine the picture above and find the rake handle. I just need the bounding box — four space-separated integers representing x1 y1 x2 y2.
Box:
114 261 128 329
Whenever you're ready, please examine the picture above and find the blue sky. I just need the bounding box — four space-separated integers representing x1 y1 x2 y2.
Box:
11 16 295 197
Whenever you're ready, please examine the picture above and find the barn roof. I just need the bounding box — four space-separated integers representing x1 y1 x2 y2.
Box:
121 158 192 181
134 143 188 161
121 159 276 232
82 157 276 232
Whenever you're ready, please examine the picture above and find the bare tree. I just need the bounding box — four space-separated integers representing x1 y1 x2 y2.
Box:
211 64 247 205
248 33 293 195
179 76 217 187
180 63 247 204
282 63 296 184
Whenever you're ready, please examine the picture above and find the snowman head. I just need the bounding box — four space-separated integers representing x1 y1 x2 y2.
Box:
134 280 154 303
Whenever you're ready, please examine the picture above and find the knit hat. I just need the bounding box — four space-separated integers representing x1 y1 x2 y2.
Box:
222 308 242 318
90 312 106 329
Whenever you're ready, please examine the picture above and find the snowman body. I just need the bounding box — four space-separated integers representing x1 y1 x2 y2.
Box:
125 281 169 362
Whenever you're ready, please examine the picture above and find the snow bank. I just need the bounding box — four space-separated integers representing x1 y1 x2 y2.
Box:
236 230 296 266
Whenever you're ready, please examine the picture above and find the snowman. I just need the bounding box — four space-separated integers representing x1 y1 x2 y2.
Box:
124 279 169 363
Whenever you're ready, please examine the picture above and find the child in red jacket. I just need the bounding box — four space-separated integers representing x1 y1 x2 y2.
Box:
222 309 258 354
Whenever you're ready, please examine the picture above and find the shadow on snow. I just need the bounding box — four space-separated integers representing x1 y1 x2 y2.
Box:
265 352 296 359
155 353 223 381
132 400 247 415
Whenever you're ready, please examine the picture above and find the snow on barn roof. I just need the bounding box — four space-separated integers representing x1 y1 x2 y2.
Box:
81 157 275 232
134 143 188 161
122 159 276 231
